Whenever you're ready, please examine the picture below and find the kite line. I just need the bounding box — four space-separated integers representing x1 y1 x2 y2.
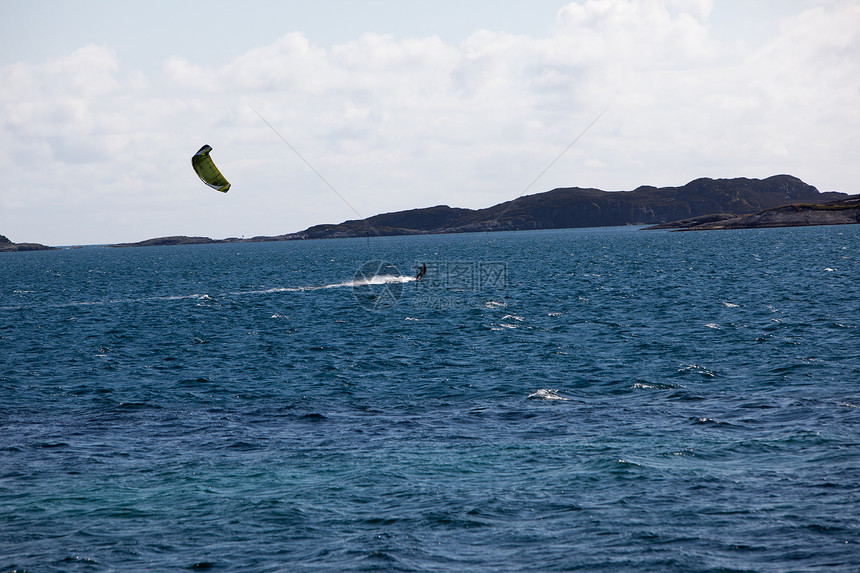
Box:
249 105 366 222
517 107 608 200
250 104 608 235
482 107 608 229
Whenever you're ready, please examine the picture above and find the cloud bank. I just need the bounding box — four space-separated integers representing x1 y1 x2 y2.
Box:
1 0 858 245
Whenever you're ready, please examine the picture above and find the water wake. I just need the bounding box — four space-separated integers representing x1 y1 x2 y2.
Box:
3 274 417 311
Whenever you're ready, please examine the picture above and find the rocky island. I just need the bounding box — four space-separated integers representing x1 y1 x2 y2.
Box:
112 175 853 246
645 196 860 231
111 236 232 248
0 234 56 252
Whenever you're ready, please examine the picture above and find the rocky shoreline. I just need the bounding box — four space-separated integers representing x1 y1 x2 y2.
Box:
645 196 860 231
0 234 56 252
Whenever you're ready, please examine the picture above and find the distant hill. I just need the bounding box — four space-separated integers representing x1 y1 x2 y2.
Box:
0 234 56 252
93 174 854 248
287 174 847 239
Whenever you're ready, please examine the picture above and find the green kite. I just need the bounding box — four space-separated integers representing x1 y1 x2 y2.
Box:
191 144 231 193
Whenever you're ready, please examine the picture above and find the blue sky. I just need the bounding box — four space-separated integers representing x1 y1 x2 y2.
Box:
1 0 857 245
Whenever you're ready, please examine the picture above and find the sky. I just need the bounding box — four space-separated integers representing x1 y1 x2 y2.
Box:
1 0 858 246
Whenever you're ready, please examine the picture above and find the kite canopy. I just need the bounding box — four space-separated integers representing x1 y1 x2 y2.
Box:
192 144 231 192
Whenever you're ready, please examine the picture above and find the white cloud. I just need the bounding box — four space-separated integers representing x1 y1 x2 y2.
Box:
1 1 857 245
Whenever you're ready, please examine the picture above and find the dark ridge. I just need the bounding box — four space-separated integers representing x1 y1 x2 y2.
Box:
0 234 56 252
6 175 852 249
110 236 232 247
279 174 848 239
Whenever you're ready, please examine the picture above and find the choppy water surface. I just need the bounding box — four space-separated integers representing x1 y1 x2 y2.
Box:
2 226 859 571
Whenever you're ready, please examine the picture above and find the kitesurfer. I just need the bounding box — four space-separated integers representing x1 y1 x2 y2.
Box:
416 263 427 282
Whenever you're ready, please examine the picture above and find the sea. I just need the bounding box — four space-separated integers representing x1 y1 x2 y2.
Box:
1 225 858 572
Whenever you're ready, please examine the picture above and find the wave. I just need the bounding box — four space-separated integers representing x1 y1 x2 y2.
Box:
632 381 679 390
528 389 570 401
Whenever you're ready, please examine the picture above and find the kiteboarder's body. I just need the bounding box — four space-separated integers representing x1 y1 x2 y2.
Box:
416 263 427 282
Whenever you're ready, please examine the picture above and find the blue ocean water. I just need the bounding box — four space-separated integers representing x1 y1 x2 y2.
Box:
1 225 859 572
